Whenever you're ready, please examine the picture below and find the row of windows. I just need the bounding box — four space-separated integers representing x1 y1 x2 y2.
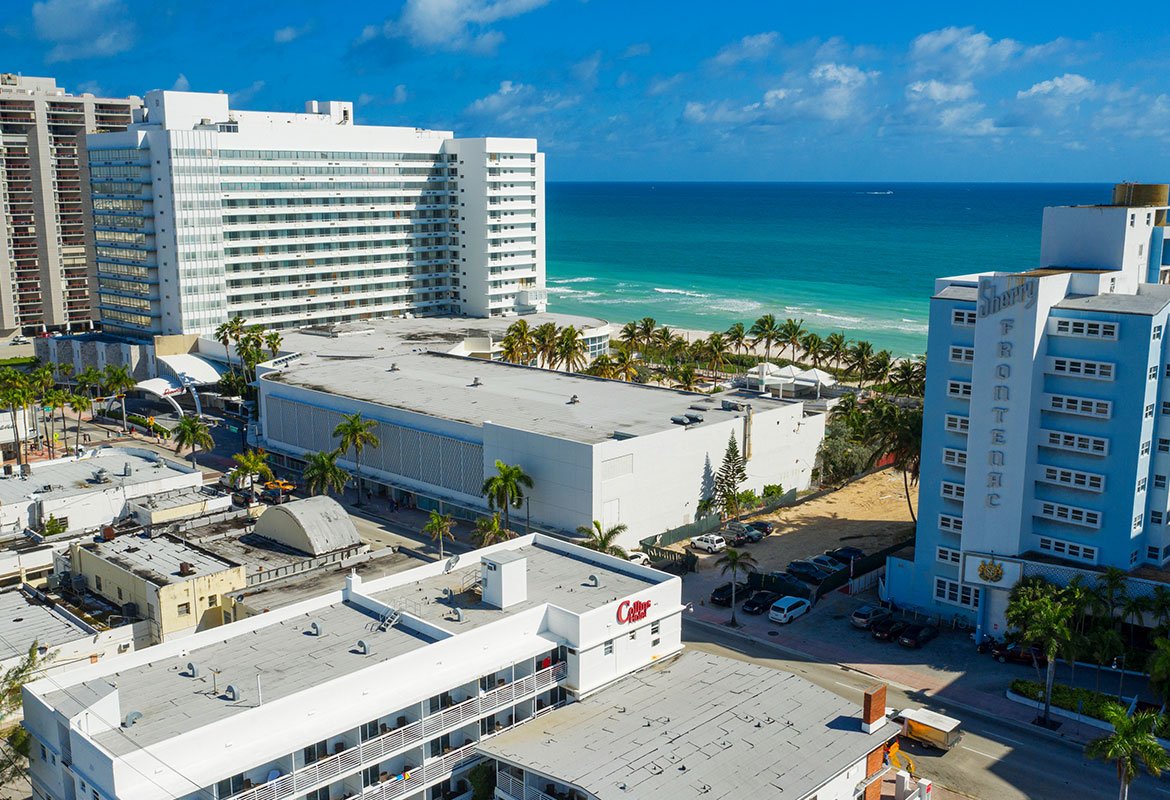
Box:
1040 429 1108 455
937 546 962 564
939 514 963 533
940 481 965 500
1052 319 1118 339
98 277 152 297
1038 466 1104 492
1050 358 1114 380
1047 394 1111 419
1148 544 1170 562
935 578 979 608
1038 537 1097 563
95 229 148 245
88 147 146 162
947 380 972 399
90 165 145 179
944 414 969 434
222 195 461 210
217 148 451 162
949 346 975 364
92 181 146 195
1037 501 1101 529
220 181 458 193
222 225 449 242
94 214 148 229
951 308 977 327
95 245 149 263
216 165 445 177
92 197 146 212
942 448 967 467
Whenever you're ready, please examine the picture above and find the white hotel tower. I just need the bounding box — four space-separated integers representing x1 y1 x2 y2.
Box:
83 90 546 338
888 183 1170 638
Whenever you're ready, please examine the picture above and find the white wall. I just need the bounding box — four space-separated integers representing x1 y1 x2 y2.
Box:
1040 205 1153 292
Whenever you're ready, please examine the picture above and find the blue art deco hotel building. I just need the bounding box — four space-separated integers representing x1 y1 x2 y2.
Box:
888 183 1170 639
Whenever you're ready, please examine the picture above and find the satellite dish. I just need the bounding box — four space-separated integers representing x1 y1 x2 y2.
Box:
444 554 460 573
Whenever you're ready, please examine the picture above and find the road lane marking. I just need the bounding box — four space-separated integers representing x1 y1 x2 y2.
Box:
960 745 1000 760
993 734 1027 747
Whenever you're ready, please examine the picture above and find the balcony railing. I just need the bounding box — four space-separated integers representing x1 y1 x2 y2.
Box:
224 662 565 800
358 743 478 800
495 773 560 800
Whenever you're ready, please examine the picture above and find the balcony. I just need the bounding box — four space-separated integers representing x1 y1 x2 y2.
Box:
223 662 566 800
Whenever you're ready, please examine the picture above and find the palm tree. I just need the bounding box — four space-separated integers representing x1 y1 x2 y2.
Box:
825 332 849 373
556 326 589 372
75 365 102 404
1148 639 1170 713
671 363 700 391
587 353 616 379
333 413 380 507
423 510 456 559
263 330 283 359
864 399 923 522
1017 594 1073 727
231 448 274 498
532 323 560 370
303 449 350 497
611 345 641 382
889 359 924 397
868 349 894 388
705 332 730 377
0 370 30 467
576 520 628 557
749 314 781 365
501 319 535 365
847 340 875 388
1085 704 1170 800
173 415 214 467
778 318 805 363
1150 585 1170 635
724 322 748 363
715 548 758 628
618 321 639 351
1090 626 1125 695
800 332 824 368
651 326 674 365
474 513 513 546
69 393 88 453
635 317 657 354
1121 593 1151 647
481 460 533 535
1095 568 1131 624
101 364 135 432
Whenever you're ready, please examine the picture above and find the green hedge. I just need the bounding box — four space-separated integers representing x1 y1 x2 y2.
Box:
126 413 170 439
1011 679 1120 722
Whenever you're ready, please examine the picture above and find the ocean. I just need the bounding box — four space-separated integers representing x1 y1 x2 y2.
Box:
545 182 1111 356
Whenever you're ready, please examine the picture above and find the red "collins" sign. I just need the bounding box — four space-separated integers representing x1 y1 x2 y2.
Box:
617 599 651 624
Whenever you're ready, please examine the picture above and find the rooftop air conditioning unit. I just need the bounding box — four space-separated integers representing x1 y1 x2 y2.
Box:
685 412 704 423
670 415 689 425
178 562 196 577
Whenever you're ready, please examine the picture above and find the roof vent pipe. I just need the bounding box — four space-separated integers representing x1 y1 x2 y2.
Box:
309 621 324 636
356 639 370 655
186 661 199 678
224 684 240 701
587 574 601 588
122 711 142 728
472 376 482 387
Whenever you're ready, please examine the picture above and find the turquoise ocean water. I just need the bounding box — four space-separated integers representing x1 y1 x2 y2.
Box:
545 183 1111 355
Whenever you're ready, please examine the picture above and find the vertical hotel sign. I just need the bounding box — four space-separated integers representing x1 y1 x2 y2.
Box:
977 276 1037 510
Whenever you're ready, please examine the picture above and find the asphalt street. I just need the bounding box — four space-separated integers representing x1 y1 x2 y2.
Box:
683 619 1168 800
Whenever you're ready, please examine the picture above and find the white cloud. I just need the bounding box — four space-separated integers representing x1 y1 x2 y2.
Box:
274 23 312 44
392 84 408 104
710 32 777 67
1017 73 1094 99
936 102 1008 137
33 0 134 62
906 79 976 103
229 80 265 107
171 74 190 91
465 80 577 122
646 73 684 96
572 51 602 86
910 26 1066 79
362 0 548 55
622 42 650 58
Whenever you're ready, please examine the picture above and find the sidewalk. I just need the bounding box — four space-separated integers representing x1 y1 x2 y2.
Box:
684 570 1132 747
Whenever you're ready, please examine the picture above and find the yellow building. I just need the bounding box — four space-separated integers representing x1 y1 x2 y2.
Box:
69 533 247 643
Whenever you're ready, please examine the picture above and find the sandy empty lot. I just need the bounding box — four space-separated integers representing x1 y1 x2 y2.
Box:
682 468 918 572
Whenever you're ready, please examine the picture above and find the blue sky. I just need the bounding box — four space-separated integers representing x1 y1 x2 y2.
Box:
4 0 1168 181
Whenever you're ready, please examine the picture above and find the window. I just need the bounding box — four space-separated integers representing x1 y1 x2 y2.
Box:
1039 466 1104 492
942 448 967 467
1156 475 1167 489
217 774 245 798
208 595 218 607
1040 429 1108 456
1050 358 1115 380
1132 550 1140 565
1149 546 1161 561
1152 366 1160 381
934 578 979 609
1155 325 1164 341
1163 402 1170 416
944 414 969 434
952 309 977 327
1052 319 1118 340
603 639 613 656
116 587 122 600
360 719 379 742
1139 478 1148 493
1037 501 1101 528
940 481 966 500
176 602 191 616
1047 394 1111 418
1160 439 1170 454
651 620 660 635
936 547 961 564
1143 441 1152 456
938 514 964 533
949 346 975 364
947 380 972 399
1146 404 1156 419
652 637 660 647
95 576 103 591
1134 514 1145 531
1153 511 1164 525
1038 537 1098 563
303 740 328 765
628 630 637 640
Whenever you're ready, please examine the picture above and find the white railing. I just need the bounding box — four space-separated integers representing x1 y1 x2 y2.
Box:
494 772 558 800
358 743 479 800
225 662 566 800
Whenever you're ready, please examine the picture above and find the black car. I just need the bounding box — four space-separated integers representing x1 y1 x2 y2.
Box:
827 546 865 564
748 521 775 535
898 624 940 649
742 590 781 615
870 618 909 642
786 560 833 585
990 642 1047 666
766 572 814 600
709 581 749 607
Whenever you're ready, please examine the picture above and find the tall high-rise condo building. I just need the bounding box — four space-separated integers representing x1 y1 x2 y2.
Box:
85 90 546 338
887 183 1170 639
0 74 140 334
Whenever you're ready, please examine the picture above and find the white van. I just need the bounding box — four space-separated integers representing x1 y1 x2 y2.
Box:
768 596 811 624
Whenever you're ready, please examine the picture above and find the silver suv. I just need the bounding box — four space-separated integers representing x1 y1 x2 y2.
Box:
850 604 892 630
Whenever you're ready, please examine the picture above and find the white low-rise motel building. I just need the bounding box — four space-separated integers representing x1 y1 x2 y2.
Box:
23 536 897 800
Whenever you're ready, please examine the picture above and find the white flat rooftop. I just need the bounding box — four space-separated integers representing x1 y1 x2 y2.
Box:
0 448 194 506
479 650 899 799
0 589 90 662
82 533 238 586
264 351 795 444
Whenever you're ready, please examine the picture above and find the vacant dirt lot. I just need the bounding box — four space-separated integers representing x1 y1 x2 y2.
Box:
681 468 917 573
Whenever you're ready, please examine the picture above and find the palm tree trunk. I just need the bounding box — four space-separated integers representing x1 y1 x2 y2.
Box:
121 398 128 433
9 408 21 467
1043 659 1056 724
903 470 917 523
75 411 82 453
354 449 363 507
730 580 738 627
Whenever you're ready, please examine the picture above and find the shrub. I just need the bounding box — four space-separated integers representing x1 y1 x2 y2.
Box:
762 484 785 500
126 413 170 439
467 762 495 800
1010 679 1121 722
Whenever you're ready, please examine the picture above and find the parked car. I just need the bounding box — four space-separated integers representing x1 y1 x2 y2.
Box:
690 534 727 553
725 521 750 535
709 581 749 607
748 521 775 535
627 552 651 567
742 590 781 615
898 624 940 649
808 554 847 573
726 531 753 547
990 642 1047 666
827 546 866 564
768 596 812 624
9 336 28 345
786 560 833 584
765 573 814 600
850 604 892 630
870 618 910 642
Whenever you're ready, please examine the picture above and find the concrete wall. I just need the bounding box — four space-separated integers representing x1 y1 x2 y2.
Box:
0 545 54 588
